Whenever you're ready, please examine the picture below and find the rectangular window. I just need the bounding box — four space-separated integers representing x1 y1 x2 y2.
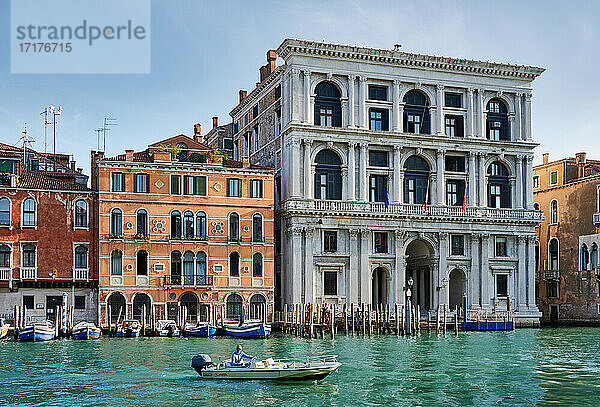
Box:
495 237 508 257
324 231 337 253
223 138 233 150
250 179 263 198
374 232 388 254
496 274 508 297
369 175 387 203
183 175 195 195
445 156 466 172
252 105 259 119
490 121 501 141
23 295 34 310
489 102 500 113
446 180 465 206
275 84 281 100
320 107 333 127
407 114 421 134
171 175 181 195
134 173 149 193
253 126 259 153
547 282 559 299
369 151 389 167
408 178 416 204
227 178 242 197
451 235 465 256
445 93 462 108
445 115 464 137
368 85 387 101
489 184 501 208
111 172 125 192
324 271 337 296
369 109 389 131
233 122 239 134
244 114 249 126
319 174 327 199
74 295 85 310
196 176 207 196
533 175 540 188
550 171 558 185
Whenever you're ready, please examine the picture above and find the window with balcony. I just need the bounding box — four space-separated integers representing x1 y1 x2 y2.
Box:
487 162 511 208
369 175 388 203
252 213 263 242
110 249 122 275
0 197 10 226
324 231 337 253
227 178 242 197
446 180 465 206
250 179 263 198
591 244 598 270
451 235 464 256
496 274 508 297
112 172 125 192
445 156 465 172
0 245 10 268
196 211 207 240
486 99 510 141
137 250 148 276
314 150 342 200
404 155 430 204
74 200 87 228
324 271 337 295
445 93 462 108
136 209 148 237
110 208 123 236
253 252 263 277
374 232 388 253
549 238 559 270
183 251 194 284
74 245 88 269
22 243 36 268
229 252 240 277
196 251 207 285
445 115 464 137
403 90 430 134
184 210 194 239
170 210 182 239
369 108 389 131
550 200 558 224
495 237 508 257
134 173 149 193
229 212 240 241
22 198 36 227
170 251 181 285
314 81 341 127
368 85 387 101
369 151 389 167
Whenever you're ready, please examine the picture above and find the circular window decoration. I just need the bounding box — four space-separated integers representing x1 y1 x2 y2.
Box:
126 222 134 230
243 225 250 233
201 292 209 301
168 292 177 301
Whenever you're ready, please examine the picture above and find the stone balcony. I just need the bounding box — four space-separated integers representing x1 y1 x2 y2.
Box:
543 270 560 281
0 268 10 281
593 213 600 226
281 198 544 223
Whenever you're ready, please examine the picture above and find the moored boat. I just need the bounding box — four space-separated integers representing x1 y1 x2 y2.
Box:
0 318 9 339
155 320 180 337
184 322 216 337
224 319 270 339
71 322 101 340
116 320 141 338
19 322 56 342
191 354 341 381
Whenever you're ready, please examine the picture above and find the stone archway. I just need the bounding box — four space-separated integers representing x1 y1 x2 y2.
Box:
132 292 152 324
405 239 435 312
372 267 389 306
448 268 467 310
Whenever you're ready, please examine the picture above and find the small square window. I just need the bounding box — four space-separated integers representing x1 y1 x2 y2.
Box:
495 237 508 257
324 231 337 253
74 295 85 310
496 274 508 297
223 138 233 150
374 232 388 254
451 235 464 256
550 171 558 185
252 105 259 119
445 156 466 172
227 178 242 197
250 180 263 198
324 271 338 296
368 85 387 101
369 151 389 167
23 295 34 310
111 172 126 192
445 93 462 108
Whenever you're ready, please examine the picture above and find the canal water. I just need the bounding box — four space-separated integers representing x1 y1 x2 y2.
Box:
2 328 600 406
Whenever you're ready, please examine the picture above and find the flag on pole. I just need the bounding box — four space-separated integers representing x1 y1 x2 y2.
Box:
462 182 467 214
423 178 430 211
385 184 389 209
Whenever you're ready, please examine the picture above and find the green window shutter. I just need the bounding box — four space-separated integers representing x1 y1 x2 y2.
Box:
238 179 242 197
227 179 231 196
146 174 150 193
134 174 138 192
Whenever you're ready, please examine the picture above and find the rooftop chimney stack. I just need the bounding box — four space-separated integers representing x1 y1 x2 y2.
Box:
239 90 247 103
193 123 202 143
125 149 134 162
212 116 218 129
576 152 587 179
259 50 278 82
542 153 549 165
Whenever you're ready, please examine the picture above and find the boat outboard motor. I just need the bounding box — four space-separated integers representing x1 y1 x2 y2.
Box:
191 354 212 372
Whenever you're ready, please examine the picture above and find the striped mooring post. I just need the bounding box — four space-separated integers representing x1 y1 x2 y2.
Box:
62 293 68 335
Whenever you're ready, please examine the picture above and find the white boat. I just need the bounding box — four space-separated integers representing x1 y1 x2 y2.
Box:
155 320 180 337
116 320 141 338
19 321 56 342
192 354 341 381
71 322 101 340
0 318 9 339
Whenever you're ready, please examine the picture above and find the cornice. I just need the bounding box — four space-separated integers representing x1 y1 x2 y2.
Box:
276 39 545 81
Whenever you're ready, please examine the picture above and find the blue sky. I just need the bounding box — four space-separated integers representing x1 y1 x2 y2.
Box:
0 0 597 177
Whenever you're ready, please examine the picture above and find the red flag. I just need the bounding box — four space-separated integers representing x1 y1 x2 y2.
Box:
423 178 430 211
462 182 467 214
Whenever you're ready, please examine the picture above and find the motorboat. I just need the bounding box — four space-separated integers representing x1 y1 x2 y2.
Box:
19 321 56 342
191 354 341 381
0 318 9 339
223 319 270 339
71 322 101 340
116 320 141 338
184 322 216 337
155 320 180 337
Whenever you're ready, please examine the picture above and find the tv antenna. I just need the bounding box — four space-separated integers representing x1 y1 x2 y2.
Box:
40 107 51 158
95 128 103 151
18 124 35 171
102 117 117 152
49 105 62 165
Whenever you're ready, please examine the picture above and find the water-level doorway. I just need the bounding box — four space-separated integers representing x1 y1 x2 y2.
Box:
372 267 389 306
448 268 467 310
405 239 435 312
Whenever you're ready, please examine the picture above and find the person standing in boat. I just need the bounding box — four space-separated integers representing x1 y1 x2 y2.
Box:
231 345 253 366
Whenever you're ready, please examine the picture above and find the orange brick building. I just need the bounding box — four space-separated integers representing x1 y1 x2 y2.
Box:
92 134 275 328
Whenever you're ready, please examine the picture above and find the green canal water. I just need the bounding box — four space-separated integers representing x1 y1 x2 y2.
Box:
1 328 600 406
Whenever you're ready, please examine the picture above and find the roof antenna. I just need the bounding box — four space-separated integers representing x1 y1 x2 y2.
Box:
102 117 117 153
19 123 34 171
393 44 402 51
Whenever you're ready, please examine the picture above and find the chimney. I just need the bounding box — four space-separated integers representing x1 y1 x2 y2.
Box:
267 49 277 73
212 116 218 129
76 167 83 174
542 153 549 165
193 123 202 143
242 157 250 169
239 90 247 103
70 161 76 171
125 149 134 162
576 152 587 178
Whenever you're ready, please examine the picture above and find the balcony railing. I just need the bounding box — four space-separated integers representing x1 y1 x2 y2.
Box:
165 275 213 287
543 269 560 281
73 268 89 280
20 267 37 280
0 268 10 281
593 213 600 226
281 199 544 221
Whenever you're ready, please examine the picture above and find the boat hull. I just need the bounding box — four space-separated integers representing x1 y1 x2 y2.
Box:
185 326 216 337
156 329 180 337
224 323 270 339
116 329 141 338
195 363 341 381
19 326 56 342
0 324 8 339
72 328 101 340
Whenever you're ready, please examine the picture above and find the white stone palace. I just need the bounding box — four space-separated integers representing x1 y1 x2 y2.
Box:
228 39 545 325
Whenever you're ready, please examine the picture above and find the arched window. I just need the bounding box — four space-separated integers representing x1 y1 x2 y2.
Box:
176 142 188 161
0 198 10 225
137 250 148 276
111 208 123 236
171 250 182 284
75 200 88 228
196 211 207 240
229 213 239 241
314 149 342 200
171 210 182 239
22 198 36 226
591 244 598 270
404 155 430 204
136 209 148 237
229 252 240 277
550 200 558 224
581 244 589 271
183 250 194 285
486 98 510 141
549 238 559 270
403 90 430 134
75 245 88 269
253 213 263 242
487 161 511 208
226 293 243 319
249 294 266 320
314 81 341 127
253 252 263 277
180 292 198 323
184 210 194 239
0 244 10 268
110 249 122 275
22 243 36 267
196 251 207 285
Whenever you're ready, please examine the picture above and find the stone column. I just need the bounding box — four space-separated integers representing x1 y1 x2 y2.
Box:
515 154 523 209
510 177 517 209
304 227 315 303
348 75 356 127
359 143 368 201
289 226 303 304
478 152 487 207
515 92 523 141
398 170 405 203
392 80 401 131
291 138 301 198
360 229 371 304
439 232 448 306
359 76 367 129
303 140 312 198
468 152 476 206
395 230 405 306
436 84 444 135
527 235 536 309
349 229 360 303
436 149 445 205
481 234 490 309
291 68 301 123
466 88 474 137
509 115 516 142
524 93 532 141
303 70 311 124
342 168 349 200
393 146 401 203
348 142 356 201
477 88 485 138
525 155 534 209
517 235 527 311
470 234 481 308
399 104 405 133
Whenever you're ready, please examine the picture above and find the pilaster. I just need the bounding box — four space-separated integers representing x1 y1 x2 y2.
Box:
392 79 401 131
360 228 370 303
436 84 444 136
304 226 315 303
303 70 311 124
348 142 356 201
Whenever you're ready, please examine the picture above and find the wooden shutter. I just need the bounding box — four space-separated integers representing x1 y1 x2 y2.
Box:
238 179 242 197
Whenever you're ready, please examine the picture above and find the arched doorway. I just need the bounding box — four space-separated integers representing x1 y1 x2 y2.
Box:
132 292 152 324
405 239 435 312
372 267 389 306
180 292 199 323
107 292 126 324
249 294 266 320
448 268 467 310
226 293 243 319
